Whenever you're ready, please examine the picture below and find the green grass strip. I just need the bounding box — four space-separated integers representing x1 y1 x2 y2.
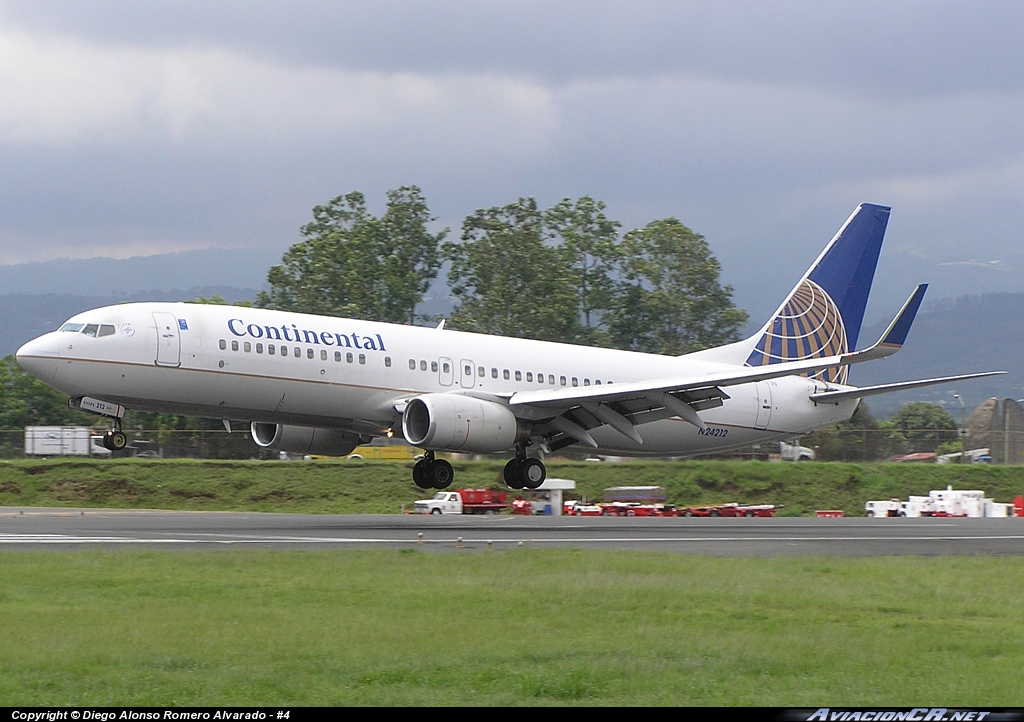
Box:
3 458 1024 515
0 549 1022 706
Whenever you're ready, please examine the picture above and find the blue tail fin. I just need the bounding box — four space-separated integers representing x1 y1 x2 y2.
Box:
743 203 891 384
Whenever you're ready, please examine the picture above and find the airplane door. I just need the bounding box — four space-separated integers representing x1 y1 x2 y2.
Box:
460 359 475 389
439 357 454 387
153 312 181 367
754 381 772 429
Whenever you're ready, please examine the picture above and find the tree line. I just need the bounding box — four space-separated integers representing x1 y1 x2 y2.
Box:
255 187 748 355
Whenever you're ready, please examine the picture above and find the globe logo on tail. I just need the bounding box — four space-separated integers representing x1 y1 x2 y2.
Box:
745 279 848 384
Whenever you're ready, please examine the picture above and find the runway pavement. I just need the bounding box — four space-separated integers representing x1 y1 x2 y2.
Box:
2 507 1024 554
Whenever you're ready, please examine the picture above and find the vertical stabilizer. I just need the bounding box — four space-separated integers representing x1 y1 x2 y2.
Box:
739 203 890 382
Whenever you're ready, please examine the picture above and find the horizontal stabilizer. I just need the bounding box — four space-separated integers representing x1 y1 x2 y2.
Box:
809 371 1006 403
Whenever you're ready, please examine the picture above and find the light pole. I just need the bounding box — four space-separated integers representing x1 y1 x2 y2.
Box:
953 393 966 463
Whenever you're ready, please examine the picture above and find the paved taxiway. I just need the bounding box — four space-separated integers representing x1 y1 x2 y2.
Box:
1 507 1023 554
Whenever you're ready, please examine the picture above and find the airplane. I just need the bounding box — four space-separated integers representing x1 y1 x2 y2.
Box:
15 203 1002 490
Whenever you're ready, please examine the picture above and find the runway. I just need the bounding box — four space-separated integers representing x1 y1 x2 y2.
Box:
2 507 1024 554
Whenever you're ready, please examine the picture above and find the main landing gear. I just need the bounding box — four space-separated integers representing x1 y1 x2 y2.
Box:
410 449 548 491
412 451 455 490
503 451 546 490
102 420 128 451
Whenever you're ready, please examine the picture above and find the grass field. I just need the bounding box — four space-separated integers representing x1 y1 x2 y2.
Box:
1 549 1022 706
2 458 1024 515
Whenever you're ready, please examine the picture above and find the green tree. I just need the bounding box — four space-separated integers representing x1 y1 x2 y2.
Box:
257 187 446 324
445 198 583 342
545 196 621 346
606 218 748 355
884 402 959 454
0 355 94 430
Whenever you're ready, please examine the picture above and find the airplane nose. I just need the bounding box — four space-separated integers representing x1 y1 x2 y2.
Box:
16 333 60 384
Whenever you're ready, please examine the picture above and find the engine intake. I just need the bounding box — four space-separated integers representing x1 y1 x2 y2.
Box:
402 394 526 453
250 422 360 457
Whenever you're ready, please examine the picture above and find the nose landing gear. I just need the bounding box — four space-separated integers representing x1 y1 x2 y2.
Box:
102 420 127 451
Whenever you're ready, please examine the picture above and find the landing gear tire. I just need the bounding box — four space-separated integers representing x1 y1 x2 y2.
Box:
518 458 546 489
413 459 433 490
428 459 454 489
103 430 127 451
504 459 525 490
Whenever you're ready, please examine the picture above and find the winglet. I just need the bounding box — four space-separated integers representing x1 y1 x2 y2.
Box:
843 284 927 364
878 283 926 350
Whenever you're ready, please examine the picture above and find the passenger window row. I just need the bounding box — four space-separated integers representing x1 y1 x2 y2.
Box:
417 359 606 387
218 338 384 367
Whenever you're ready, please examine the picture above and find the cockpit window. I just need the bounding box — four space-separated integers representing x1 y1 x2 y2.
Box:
60 323 85 333
98 324 115 337
81 324 99 337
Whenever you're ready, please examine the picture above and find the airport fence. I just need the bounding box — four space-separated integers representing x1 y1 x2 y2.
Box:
3 428 1024 463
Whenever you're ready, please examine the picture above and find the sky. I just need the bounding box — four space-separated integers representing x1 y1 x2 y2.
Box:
1 0 1022 325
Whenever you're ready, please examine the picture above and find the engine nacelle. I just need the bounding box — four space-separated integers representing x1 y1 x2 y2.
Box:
402 393 526 453
250 422 360 457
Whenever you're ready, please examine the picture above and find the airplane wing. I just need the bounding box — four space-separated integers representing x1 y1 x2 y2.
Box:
506 285 999 449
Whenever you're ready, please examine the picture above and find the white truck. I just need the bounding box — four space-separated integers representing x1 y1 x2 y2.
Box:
414 489 510 515
780 441 815 461
24 426 112 457
866 486 1015 518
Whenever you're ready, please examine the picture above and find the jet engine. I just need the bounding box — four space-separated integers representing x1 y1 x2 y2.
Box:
250 422 360 457
402 393 526 453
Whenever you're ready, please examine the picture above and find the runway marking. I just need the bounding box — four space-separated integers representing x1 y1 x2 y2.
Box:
2 533 1024 546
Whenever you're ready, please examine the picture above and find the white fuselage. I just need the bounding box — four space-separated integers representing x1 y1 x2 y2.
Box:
17 302 859 456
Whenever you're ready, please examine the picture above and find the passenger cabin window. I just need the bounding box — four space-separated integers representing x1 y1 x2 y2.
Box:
335 351 342 361
385 357 392 367
572 377 578 387
526 372 533 382
256 343 264 354
560 376 567 386
347 352 353 363
219 339 227 350
478 366 485 377
280 345 288 356
269 345 276 355
443 362 451 373
420 360 427 371
307 348 314 359
320 349 327 361
548 374 555 385
294 347 301 358
244 342 251 353
503 369 510 380
409 359 416 370
231 340 239 351
491 368 498 379
359 354 366 365
431 361 438 372
515 370 522 381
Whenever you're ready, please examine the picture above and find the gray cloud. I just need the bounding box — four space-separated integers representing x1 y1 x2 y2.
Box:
0 0 1022 328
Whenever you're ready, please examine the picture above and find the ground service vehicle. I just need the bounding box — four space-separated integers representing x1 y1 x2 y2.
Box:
414 488 509 515
24 426 112 457
680 503 781 517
